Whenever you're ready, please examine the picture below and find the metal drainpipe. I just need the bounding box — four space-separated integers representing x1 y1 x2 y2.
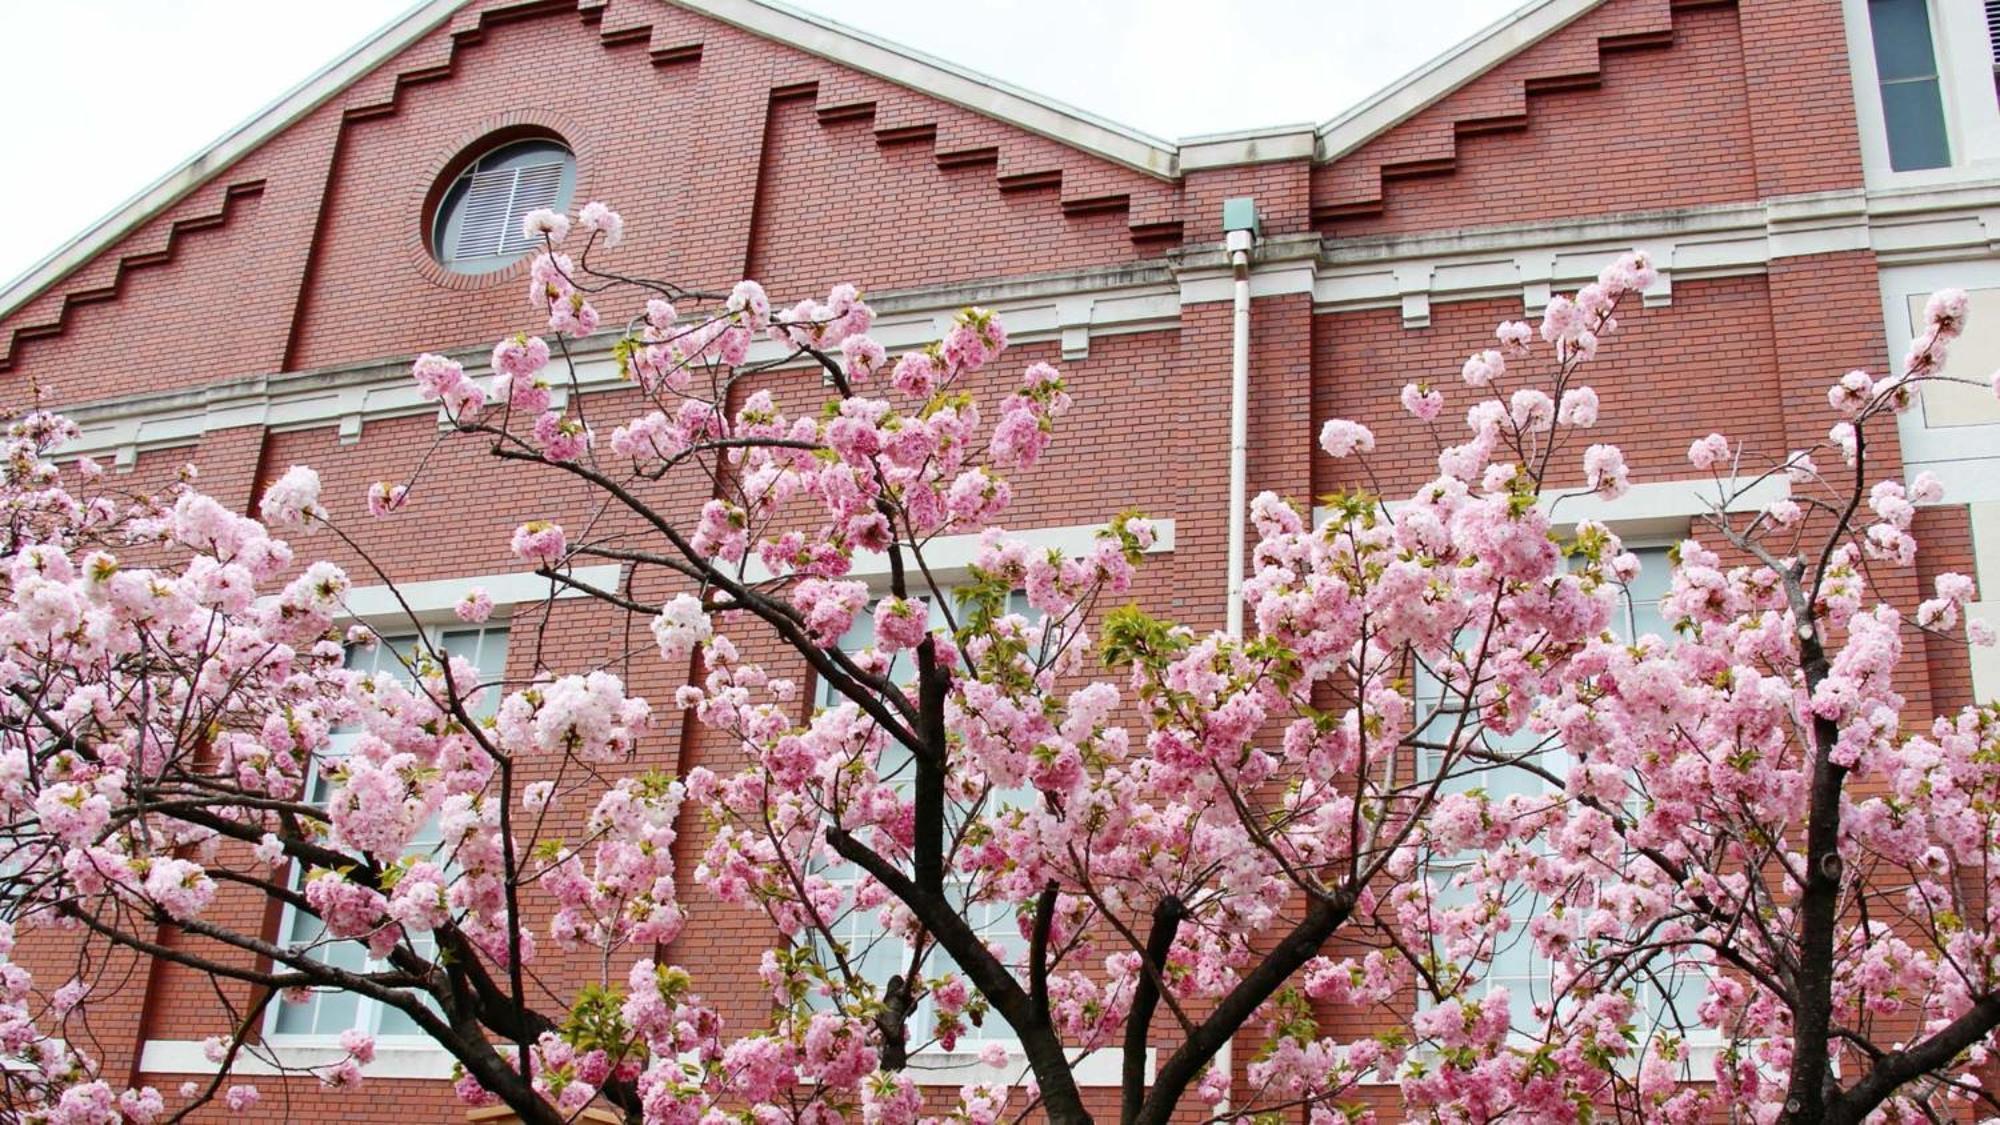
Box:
1223 221 1255 640
1217 200 1257 1114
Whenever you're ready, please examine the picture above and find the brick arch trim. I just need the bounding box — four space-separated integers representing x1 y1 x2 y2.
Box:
401 107 604 292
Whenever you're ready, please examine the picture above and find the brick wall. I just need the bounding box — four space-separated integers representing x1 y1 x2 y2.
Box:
1313 275 1793 497
1315 1 1758 235
0 0 1943 1120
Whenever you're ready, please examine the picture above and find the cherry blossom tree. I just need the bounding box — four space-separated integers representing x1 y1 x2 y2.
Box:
1 200 1998 1125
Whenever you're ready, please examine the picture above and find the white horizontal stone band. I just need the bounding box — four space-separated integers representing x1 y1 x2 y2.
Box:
899 1045 1150 1088
336 564 624 624
1317 475 1789 541
738 519 1175 587
1356 1039 1728 1087
1538 474 1789 539
57 269 1179 463
139 1037 458 1081
51 176 2000 465
138 1038 1148 1089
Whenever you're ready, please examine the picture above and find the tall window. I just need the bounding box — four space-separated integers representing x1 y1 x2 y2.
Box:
809 742 1029 1051
810 591 1034 1053
268 624 509 1041
1869 0 1952 170
1417 547 1706 1040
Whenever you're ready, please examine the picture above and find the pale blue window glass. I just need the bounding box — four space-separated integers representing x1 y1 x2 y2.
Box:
1418 548 1705 1036
808 589 1036 1050
1869 0 1952 170
271 625 508 1039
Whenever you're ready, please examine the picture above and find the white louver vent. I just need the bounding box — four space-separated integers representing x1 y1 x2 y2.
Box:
1989 0 2000 68
449 168 513 262
494 162 567 254
449 159 568 263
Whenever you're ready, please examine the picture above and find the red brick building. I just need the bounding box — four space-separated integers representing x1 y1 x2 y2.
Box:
2 0 1997 1119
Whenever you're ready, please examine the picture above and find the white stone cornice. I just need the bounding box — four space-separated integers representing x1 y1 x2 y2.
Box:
54 265 1183 461
675 0 1179 179
737 519 1175 587
1315 475 1788 542
0 0 467 323
1313 0 1604 164
1312 191 1873 317
1866 178 2000 265
1179 125 1318 172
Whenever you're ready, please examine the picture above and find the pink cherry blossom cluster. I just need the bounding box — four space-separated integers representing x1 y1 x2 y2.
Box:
376 227 2000 1120
12 202 2000 1125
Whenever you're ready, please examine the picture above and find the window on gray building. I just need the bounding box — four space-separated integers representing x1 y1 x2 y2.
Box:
1869 0 1952 170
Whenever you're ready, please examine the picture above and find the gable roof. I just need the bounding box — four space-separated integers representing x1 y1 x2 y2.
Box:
0 0 1600 325
680 0 1179 175
0 0 464 326
1315 0 1600 161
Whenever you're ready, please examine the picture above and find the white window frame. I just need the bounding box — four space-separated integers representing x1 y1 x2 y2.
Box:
1843 0 2000 188
1325 476 1789 543
1407 541 1726 1071
740 520 1176 586
263 621 509 1051
793 543 1170 1087
433 139 576 270
141 567 586 1079
807 588 1037 1076
807 855 1030 1058
1878 260 2000 493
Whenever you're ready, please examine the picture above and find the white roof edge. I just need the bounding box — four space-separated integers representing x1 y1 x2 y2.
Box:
1314 0 1604 163
0 0 1602 329
1178 123 1321 146
1 0 1188 328
0 0 467 324
674 0 1179 178
1178 124 1319 172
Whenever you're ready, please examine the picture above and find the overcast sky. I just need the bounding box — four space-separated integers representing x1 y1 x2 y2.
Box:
0 0 1523 289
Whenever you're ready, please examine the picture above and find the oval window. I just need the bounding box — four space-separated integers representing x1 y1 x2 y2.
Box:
429 138 577 275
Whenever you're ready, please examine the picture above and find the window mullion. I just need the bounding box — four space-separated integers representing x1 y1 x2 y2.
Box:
494 167 521 260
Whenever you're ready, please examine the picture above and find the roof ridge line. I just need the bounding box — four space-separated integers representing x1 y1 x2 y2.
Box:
703 0 1178 150
0 0 1612 330
1314 0 1605 161
0 0 468 324
675 0 1180 177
